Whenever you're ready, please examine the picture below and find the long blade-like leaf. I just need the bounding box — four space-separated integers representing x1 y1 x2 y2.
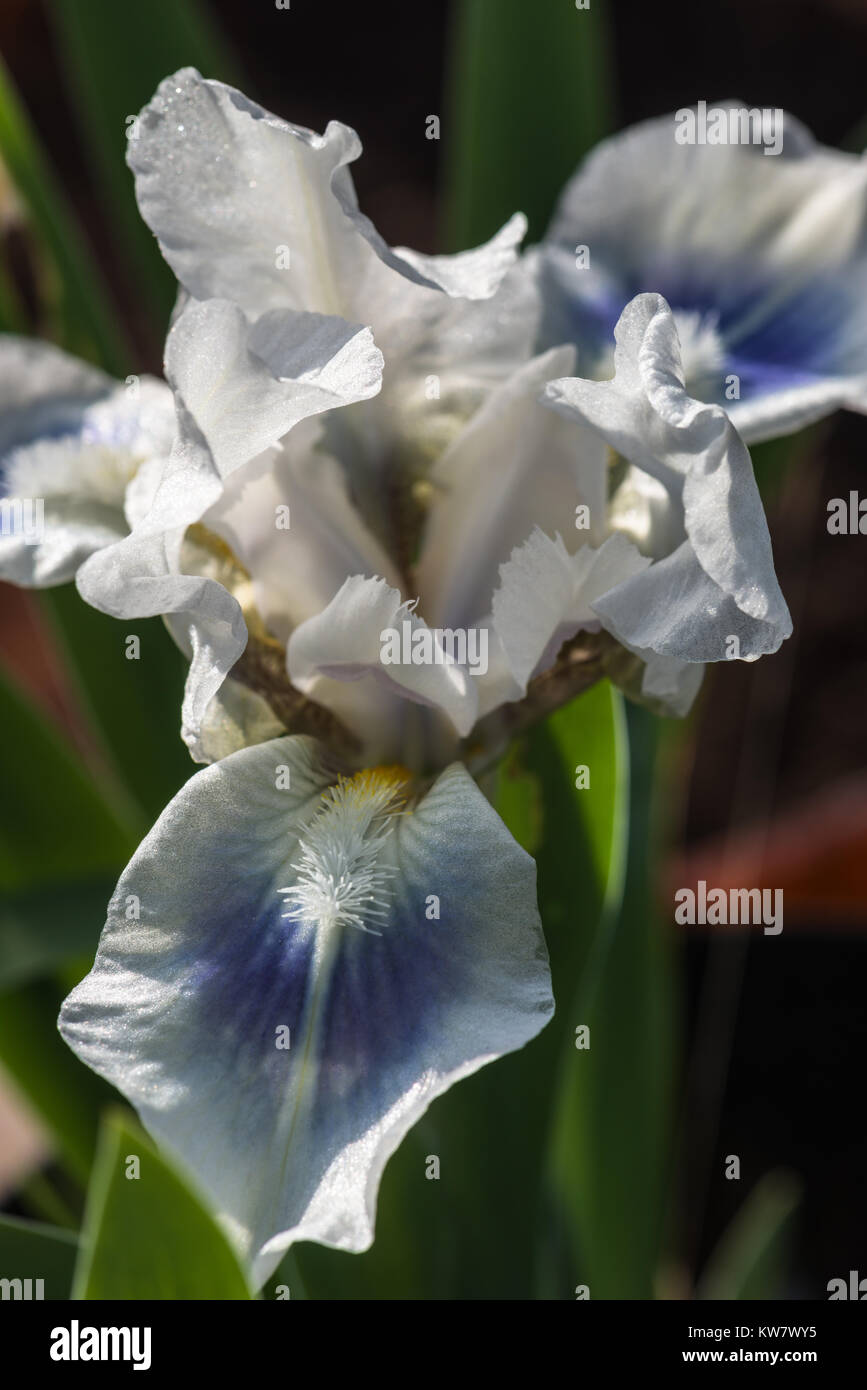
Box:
49 0 241 335
442 0 616 249
0 57 129 372
74 1110 252 1299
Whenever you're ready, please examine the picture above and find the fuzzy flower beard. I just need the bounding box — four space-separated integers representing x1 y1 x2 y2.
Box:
279 768 407 937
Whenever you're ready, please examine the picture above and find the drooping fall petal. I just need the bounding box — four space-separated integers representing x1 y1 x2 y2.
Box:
59 735 553 1287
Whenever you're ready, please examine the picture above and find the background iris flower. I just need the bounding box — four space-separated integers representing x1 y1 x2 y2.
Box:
534 103 867 443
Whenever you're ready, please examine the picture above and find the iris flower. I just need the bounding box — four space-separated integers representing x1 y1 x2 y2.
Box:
0 71 793 1285
0 338 173 584
533 103 867 442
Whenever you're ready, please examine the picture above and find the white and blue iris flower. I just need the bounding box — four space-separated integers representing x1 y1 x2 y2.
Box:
57 284 789 1281
0 71 796 1285
533 103 867 443
0 336 174 585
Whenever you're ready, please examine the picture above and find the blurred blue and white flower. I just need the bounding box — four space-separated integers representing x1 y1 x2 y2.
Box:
0 337 173 585
534 103 867 442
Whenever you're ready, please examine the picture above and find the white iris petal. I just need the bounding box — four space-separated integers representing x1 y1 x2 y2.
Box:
59 736 554 1285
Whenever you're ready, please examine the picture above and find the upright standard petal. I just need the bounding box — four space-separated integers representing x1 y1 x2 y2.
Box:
544 294 792 662
128 69 525 326
416 348 607 632
59 736 553 1286
126 69 536 524
0 336 173 586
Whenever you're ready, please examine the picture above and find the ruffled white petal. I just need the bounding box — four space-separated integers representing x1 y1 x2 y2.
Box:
287 575 479 738
164 298 382 477
129 69 524 326
591 537 785 662
393 214 527 301
481 523 707 718
77 300 383 759
486 529 650 703
127 68 536 527
544 294 792 660
76 402 249 760
59 736 553 1286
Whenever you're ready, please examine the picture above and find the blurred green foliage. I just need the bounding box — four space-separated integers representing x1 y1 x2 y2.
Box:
0 56 129 371
698 1172 803 1301
74 1111 252 1299
0 1213 78 1299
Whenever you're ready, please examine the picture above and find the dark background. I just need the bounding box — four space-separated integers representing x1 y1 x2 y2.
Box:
2 0 866 1296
